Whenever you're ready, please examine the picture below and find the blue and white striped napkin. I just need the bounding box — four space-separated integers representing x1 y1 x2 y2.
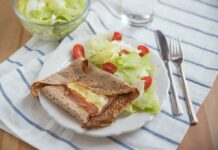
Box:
0 0 217 149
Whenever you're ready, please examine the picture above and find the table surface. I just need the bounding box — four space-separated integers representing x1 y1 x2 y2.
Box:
0 0 217 149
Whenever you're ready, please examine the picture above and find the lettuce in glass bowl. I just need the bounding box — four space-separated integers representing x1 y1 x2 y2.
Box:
12 0 90 40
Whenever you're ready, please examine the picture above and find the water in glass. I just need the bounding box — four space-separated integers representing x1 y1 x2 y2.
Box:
121 0 157 27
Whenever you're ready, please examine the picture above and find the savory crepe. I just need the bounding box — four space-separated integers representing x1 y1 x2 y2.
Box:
31 58 139 129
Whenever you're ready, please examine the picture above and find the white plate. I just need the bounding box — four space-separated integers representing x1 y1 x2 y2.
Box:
37 35 170 137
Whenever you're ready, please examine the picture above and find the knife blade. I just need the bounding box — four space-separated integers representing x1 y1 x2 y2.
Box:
155 30 184 116
155 30 170 61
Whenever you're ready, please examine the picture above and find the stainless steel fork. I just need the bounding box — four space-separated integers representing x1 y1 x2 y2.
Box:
170 37 198 125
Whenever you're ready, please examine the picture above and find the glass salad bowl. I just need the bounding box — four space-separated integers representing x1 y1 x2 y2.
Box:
12 0 90 40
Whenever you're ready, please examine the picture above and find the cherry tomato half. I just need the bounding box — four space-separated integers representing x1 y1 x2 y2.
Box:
72 44 85 60
141 76 152 91
137 45 149 57
119 49 129 56
112 32 122 41
102 62 117 74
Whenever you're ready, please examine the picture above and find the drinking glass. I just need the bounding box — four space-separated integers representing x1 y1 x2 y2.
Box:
121 0 157 27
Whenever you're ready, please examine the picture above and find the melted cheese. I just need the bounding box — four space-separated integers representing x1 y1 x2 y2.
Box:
67 82 108 111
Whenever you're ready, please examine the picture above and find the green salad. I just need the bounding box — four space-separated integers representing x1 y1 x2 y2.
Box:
16 0 87 40
84 33 160 115
18 0 85 25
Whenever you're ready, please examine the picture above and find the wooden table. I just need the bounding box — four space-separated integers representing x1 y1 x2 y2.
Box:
0 0 217 149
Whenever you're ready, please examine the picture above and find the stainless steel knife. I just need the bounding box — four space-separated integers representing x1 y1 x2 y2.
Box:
155 30 183 116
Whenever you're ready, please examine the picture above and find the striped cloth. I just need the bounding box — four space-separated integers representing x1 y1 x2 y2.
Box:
0 0 218 149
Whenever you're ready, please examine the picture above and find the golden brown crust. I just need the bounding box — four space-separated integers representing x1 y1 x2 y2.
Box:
31 58 139 129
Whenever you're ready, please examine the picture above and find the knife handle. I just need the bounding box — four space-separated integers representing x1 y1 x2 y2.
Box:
165 62 184 116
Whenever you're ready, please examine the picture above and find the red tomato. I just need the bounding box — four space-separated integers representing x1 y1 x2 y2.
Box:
102 62 117 74
137 45 149 57
72 44 85 60
141 76 152 91
119 49 129 56
112 32 122 41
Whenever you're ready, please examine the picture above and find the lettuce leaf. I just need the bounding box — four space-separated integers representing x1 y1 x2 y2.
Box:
18 0 29 15
126 88 160 115
85 36 116 65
